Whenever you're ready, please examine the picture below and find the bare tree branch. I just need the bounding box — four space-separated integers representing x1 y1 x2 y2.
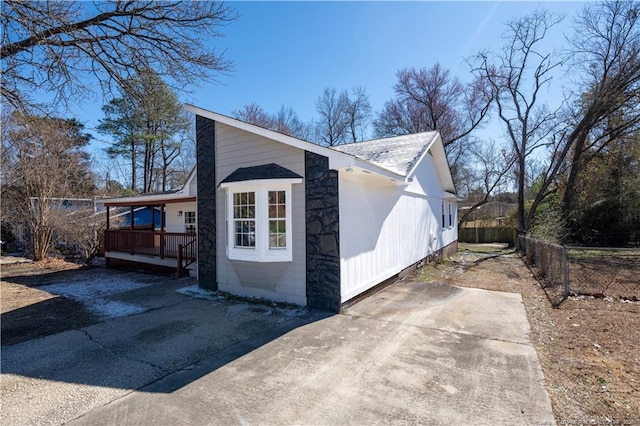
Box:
1 1 237 113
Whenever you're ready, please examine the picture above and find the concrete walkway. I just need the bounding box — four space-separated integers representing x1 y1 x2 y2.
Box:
2 279 555 426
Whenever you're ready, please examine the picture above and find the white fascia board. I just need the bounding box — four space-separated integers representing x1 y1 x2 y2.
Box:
219 178 303 189
185 104 407 182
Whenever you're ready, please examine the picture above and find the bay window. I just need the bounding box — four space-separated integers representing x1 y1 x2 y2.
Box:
221 179 299 262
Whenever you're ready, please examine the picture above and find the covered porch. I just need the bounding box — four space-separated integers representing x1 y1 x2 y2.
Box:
102 193 198 276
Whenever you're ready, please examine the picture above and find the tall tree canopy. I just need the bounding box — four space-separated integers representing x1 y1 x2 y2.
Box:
374 64 492 189
559 0 640 236
1 0 236 112
233 104 309 139
472 10 564 234
98 70 190 193
313 87 372 146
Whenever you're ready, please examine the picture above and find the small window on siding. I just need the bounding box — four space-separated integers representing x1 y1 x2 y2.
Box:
441 201 445 228
185 211 196 233
448 203 452 228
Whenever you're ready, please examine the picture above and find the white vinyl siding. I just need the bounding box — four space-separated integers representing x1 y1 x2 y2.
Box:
164 202 198 233
215 123 306 306
339 152 457 303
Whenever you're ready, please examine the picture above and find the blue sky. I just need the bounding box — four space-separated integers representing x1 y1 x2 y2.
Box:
81 1 588 158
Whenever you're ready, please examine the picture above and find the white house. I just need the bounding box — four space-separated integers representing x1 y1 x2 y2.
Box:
102 105 459 312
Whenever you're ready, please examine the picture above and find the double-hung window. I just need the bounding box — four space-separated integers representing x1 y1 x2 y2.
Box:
221 180 299 262
233 192 256 247
185 211 196 233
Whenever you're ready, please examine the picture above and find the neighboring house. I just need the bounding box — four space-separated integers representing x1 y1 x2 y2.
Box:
10 197 104 254
102 105 459 312
459 201 516 227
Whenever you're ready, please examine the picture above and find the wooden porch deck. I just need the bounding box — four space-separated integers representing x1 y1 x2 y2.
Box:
104 230 197 274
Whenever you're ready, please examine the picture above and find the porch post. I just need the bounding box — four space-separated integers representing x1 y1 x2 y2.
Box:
105 205 110 253
160 203 165 259
130 205 135 254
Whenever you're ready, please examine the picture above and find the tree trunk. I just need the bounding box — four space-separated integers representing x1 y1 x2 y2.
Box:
130 138 136 192
561 130 588 235
517 156 526 234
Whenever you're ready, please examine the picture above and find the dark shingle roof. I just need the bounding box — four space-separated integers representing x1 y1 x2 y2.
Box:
331 132 439 177
220 163 302 184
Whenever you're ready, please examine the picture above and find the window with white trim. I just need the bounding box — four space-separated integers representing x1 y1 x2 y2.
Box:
448 203 452 228
233 192 255 247
268 190 287 249
222 180 298 262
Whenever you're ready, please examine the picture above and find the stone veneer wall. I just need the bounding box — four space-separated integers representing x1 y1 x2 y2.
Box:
305 151 341 312
196 115 217 290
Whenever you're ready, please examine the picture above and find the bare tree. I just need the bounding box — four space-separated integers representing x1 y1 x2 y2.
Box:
1 113 94 260
273 106 309 139
1 1 236 113
343 87 372 143
314 87 351 146
314 87 372 146
375 65 489 143
559 0 640 232
374 64 492 188
503 1 640 240
458 143 517 226
472 10 564 233
233 104 309 138
233 103 275 129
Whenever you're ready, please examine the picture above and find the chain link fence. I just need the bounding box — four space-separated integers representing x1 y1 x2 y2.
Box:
517 236 569 306
516 235 640 307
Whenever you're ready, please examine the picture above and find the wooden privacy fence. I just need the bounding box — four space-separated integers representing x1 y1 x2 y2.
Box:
459 227 517 245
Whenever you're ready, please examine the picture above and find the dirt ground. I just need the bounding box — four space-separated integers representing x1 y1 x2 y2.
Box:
568 252 640 302
2 251 638 425
424 243 640 425
1 258 98 346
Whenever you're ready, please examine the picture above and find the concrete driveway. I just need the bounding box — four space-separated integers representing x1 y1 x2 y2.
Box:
2 277 555 426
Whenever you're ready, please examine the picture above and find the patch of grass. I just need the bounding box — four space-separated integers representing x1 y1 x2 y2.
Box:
458 242 513 255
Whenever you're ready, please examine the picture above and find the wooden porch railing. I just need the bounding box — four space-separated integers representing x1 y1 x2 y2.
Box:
177 238 198 277
104 230 197 260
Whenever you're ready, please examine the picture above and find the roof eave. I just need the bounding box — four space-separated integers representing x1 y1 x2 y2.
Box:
103 194 196 207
